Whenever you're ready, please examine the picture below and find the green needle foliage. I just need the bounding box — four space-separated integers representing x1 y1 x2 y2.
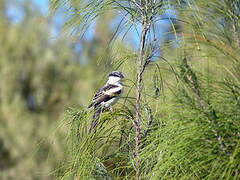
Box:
58 107 136 179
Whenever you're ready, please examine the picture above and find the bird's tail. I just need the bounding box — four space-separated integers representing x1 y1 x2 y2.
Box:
89 106 102 133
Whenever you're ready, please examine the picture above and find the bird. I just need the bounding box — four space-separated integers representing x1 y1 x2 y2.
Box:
88 71 125 131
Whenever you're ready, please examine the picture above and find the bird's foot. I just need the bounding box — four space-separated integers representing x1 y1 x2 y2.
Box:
109 107 114 113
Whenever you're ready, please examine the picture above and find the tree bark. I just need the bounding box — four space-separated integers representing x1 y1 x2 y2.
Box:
135 19 149 180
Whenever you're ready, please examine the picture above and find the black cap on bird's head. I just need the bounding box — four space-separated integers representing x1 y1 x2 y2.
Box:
108 71 125 79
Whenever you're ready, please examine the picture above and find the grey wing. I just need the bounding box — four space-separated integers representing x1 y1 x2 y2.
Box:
88 84 117 108
92 84 110 101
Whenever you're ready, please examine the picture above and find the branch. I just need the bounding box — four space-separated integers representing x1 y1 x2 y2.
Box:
134 18 150 180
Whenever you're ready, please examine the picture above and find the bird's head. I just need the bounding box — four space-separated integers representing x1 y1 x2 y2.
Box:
107 71 125 84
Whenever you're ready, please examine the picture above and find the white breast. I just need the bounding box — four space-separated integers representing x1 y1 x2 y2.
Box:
106 86 122 95
103 96 120 108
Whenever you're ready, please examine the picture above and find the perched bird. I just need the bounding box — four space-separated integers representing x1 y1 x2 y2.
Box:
88 71 124 131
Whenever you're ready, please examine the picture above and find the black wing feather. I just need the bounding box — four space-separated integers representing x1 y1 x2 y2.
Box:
88 84 119 108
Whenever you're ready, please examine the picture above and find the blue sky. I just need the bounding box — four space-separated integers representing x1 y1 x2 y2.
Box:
33 0 48 13
30 0 177 53
7 0 48 23
7 0 177 53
